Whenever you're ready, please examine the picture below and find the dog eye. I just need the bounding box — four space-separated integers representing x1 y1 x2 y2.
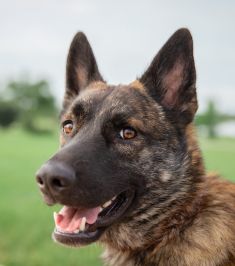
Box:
120 127 137 140
62 120 73 135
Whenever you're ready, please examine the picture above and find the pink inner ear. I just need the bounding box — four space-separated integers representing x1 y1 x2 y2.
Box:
76 65 89 91
162 61 184 108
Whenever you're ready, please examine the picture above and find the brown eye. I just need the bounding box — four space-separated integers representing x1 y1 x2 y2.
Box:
120 127 137 140
63 120 73 135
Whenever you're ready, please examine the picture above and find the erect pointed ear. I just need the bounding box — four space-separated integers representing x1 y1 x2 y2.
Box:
140 28 197 126
63 32 104 109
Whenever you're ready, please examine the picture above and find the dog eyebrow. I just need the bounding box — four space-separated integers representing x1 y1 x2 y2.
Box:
127 118 145 131
106 112 145 130
108 111 132 124
59 101 87 121
71 102 88 118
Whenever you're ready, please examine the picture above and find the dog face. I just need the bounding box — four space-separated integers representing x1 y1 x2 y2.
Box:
36 29 200 248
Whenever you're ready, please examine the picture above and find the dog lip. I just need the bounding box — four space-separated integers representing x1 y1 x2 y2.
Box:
41 192 57 206
53 227 105 246
52 189 135 246
94 189 135 228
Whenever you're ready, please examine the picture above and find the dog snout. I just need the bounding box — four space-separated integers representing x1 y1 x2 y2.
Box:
36 161 76 199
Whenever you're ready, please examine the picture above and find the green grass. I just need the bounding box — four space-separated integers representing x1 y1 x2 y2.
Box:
0 128 234 266
0 129 102 266
200 138 235 181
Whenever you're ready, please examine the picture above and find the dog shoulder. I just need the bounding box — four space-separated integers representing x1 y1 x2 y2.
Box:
174 174 235 266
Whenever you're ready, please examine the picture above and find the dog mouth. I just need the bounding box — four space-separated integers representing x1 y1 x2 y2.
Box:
53 190 135 246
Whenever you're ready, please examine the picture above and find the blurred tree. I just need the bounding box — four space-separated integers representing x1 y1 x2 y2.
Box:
195 101 218 138
195 100 235 138
0 78 58 133
0 100 19 127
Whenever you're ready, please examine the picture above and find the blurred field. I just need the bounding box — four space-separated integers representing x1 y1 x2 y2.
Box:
0 129 102 266
200 138 235 181
0 128 234 266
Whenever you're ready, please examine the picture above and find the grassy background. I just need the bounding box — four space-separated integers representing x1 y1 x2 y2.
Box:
0 128 234 266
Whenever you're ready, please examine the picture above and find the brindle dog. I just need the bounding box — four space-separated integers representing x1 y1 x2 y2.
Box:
36 29 235 266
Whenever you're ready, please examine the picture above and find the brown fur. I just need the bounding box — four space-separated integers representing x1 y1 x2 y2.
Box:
102 129 235 266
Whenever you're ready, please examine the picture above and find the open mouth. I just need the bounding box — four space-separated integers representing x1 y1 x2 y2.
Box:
53 190 135 246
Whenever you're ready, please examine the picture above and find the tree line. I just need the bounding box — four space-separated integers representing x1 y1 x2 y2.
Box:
0 78 234 137
0 78 58 134
195 101 235 138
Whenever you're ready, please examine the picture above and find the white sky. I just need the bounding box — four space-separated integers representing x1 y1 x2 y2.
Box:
0 0 235 113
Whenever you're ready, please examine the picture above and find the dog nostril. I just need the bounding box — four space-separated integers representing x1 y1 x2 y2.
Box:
36 162 75 194
36 175 44 186
51 177 63 188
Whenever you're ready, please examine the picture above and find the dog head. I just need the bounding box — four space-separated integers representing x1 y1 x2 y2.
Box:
36 28 203 248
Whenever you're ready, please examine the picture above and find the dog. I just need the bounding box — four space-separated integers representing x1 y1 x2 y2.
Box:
36 28 235 266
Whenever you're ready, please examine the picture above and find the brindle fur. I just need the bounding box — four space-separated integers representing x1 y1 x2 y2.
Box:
46 29 235 265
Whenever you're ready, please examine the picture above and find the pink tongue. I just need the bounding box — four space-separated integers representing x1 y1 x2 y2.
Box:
54 206 101 232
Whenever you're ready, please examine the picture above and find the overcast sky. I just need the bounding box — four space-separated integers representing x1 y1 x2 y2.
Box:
1 0 235 113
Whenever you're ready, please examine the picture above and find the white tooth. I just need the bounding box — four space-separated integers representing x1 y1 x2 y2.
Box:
103 200 112 208
80 217 86 231
112 196 117 201
74 229 80 234
53 212 57 223
56 225 63 232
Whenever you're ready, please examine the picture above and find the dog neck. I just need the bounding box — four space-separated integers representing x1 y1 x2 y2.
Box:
101 185 207 266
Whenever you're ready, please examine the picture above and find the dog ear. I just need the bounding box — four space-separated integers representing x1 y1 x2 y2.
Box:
140 28 197 126
63 32 104 109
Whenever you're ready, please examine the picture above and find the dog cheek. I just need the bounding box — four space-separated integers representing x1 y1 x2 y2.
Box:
60 134 66 147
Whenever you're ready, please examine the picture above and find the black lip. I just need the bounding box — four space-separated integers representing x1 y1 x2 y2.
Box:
53 189 135 247
95 189 135 228
53 227 105 246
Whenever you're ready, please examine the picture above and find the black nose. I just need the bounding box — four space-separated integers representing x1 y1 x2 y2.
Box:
36 161 76 197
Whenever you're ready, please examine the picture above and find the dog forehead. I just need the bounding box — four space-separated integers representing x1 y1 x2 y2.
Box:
69 82 113 113
104 84 147 106
77 82 145 108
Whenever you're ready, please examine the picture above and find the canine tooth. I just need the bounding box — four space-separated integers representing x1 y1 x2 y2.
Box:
74 229 80 234
112 196 117 201
53 212 57 223
103 200 112 208
80 217 86 231
56 225 64 232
